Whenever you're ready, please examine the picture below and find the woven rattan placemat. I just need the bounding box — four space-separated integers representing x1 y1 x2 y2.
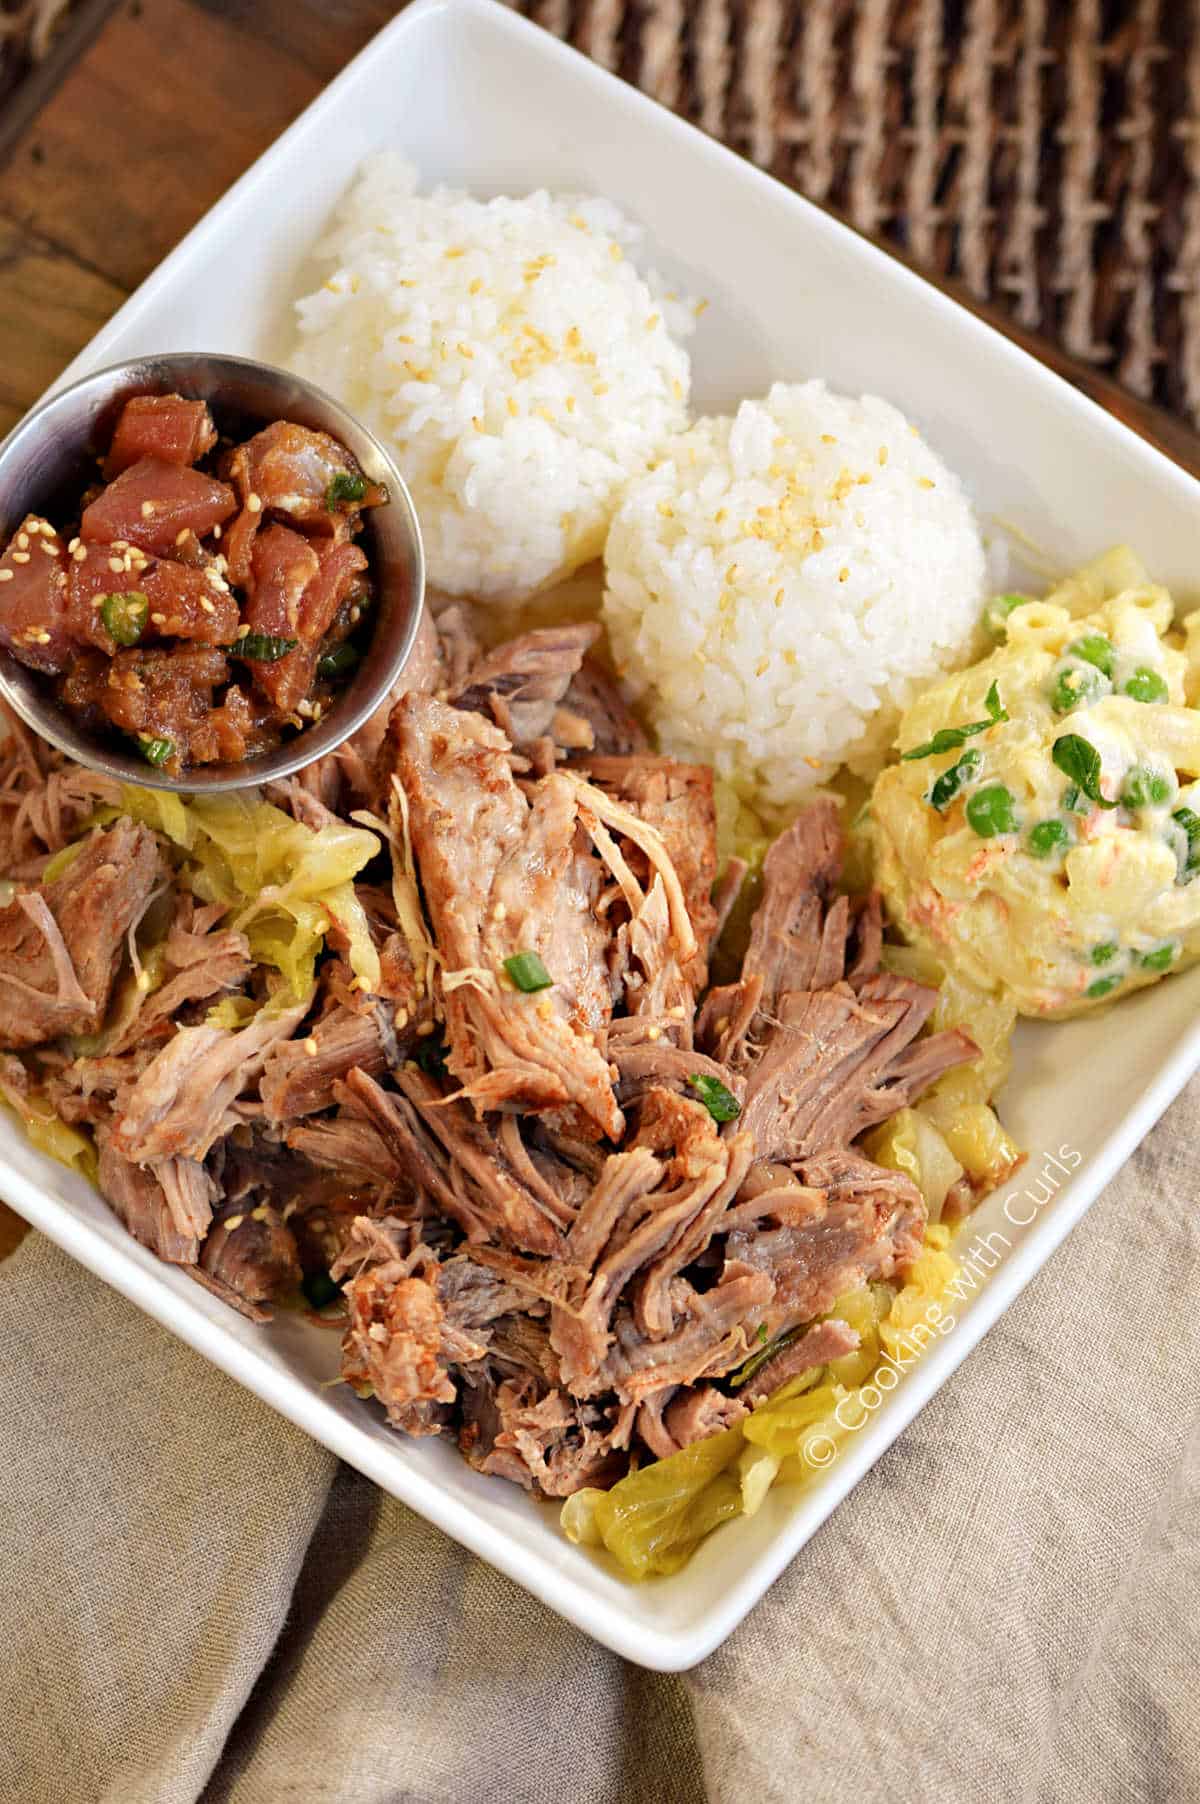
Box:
510 1 1200 428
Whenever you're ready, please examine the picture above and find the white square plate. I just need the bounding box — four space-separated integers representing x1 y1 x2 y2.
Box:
7 0 1200 1670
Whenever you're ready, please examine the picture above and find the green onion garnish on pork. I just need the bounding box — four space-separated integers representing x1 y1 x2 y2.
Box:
687 1073 741 1122
237 633 298 662
99 589 149 647
301 1270 342 1310
139 736 174 768
414 1031 449 1078
902 680 1008 761
1052 734 1116 807
504 951 554 992
728 1324 801 1390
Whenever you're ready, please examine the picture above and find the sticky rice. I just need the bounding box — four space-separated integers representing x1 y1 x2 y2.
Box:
292 154 694 602
602 380 987 809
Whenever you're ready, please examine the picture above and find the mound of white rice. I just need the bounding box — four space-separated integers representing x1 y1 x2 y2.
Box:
292 154 694 601
602 380 986 809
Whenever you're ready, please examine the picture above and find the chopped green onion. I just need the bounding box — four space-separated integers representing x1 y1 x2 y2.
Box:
301 1270 342 1310
1049 659 1109 715
1028 819 1070 858
928 747 982 813
327 471 368 508
1066 633 1115 678
504 950 553 992
317 641 359 679
1172 806 1200 883
1122 765 1175 809
757 1323 769 1344
727 1324 802 1391
414 1032 448 1078
982 593 1028 640
99 589 149 647
1086 974 1123 1001
237 633 298 662
687 1072 742 1123
1090 942 1120 966
1139 943 1178 972
1052 734 1115 808
139 737 174 768
965 783 1018 838
901 680 1008 761
1121 667 1168 704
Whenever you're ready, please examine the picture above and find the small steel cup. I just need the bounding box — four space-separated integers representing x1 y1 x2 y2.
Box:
0 352 425 792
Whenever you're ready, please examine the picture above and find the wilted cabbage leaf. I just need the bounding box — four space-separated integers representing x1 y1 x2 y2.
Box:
119 786 381 998
0 1061 97 1183
563 1227 966 1580
585 1423 746 1580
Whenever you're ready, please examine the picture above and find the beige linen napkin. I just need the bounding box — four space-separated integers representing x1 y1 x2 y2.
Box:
3 1082 1199 1804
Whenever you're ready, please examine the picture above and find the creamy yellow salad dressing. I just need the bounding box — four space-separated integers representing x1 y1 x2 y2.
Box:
871 549 1200 1017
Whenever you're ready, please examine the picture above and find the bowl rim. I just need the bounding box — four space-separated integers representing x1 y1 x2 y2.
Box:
0 350 426 794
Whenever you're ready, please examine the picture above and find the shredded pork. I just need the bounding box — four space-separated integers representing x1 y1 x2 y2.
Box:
0 602 986 1496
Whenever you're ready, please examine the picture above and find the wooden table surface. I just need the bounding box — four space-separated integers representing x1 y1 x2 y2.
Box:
0 0 1199 1259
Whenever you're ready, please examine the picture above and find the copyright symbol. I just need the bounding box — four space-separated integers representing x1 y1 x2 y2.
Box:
803 1433 838 1469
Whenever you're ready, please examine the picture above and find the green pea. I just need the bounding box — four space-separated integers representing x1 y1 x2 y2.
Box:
1028 819 1070 858
1086 974 1123 1001
1122 667 1168 704
965 783 1018 838
1067 633 1115 678
1049 659 1109 716
1139 944 1178 972
1122 765 1175 809
1172 807 1200 884
983 593 1028 640
1090 942 1120 966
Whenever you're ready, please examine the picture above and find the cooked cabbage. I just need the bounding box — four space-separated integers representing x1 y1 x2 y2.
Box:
572 1423 746 1580
919 1076 1022 1187
712 780 772 978
0 1064 97 1183
876 941 1019 1191
119 786 382 999
863 1107 963 1222
564 1226 963 1580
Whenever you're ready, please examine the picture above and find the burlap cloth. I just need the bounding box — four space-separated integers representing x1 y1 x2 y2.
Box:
4 5 1200 1797
1 1070 1197 1802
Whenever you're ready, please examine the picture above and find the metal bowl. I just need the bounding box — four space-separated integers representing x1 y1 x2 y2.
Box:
0 352 425 793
